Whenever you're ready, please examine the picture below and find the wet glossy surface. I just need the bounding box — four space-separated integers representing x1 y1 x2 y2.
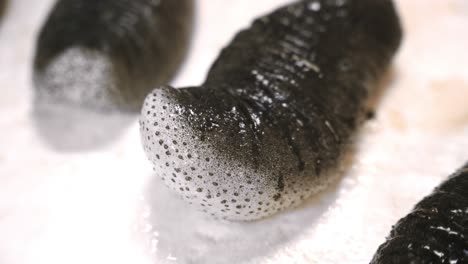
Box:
140 0 402 220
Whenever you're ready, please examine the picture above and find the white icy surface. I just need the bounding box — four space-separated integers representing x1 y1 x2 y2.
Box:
1 0 468 263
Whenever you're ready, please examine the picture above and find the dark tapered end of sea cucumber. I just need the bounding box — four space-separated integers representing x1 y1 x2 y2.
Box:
370 162 468 264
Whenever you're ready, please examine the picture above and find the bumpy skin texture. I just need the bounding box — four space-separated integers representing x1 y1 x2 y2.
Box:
140 0 402 220
371 163 468 264
34 0 193 112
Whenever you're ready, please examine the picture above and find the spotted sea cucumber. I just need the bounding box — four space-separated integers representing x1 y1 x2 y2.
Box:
140 0 402 220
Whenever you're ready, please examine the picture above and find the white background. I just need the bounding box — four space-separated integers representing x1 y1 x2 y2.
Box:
1 0 468 263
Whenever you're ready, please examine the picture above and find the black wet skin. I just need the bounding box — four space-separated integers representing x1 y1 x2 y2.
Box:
140 0 402 220
34 0 193 112
371 163 468 264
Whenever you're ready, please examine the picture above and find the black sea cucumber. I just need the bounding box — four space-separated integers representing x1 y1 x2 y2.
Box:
140 0 402 220
371 162 468 264
34 0 193 112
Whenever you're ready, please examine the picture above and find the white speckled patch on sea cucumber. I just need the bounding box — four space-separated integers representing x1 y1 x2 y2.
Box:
34 47 119 110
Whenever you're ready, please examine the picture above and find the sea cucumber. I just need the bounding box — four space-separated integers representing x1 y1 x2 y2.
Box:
140 0 402 220
371 162 468 264
34 0 193 112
